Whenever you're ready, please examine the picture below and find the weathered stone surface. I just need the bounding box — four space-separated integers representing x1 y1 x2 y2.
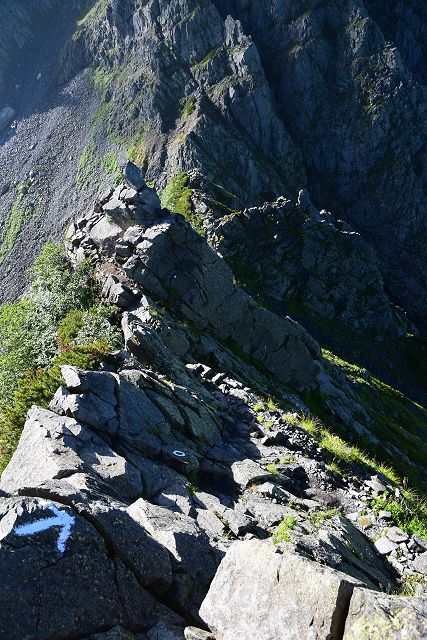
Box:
0 406 142 501
413 552 427 576
375 536 399 555
122 215 320 389
121 161 146 191
213 195 402 337
146 621 185 640
129 499 221 618
343 588 427 639
0 496 162 640
230 459 272 489
184 628 215 640
89 216 124 255
325 518 395 589
199 539 362 640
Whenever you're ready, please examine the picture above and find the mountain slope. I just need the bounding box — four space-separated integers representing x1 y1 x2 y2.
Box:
0 172 426 638
1 1 426 406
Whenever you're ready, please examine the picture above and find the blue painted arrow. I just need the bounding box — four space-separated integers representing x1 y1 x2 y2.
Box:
14 503 75 553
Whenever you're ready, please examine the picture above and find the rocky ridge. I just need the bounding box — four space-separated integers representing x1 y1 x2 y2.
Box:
61 0 427 333
1 0 427 359
0 171 426 639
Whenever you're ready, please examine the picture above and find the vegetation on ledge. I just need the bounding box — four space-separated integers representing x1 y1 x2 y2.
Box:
0 242 122 471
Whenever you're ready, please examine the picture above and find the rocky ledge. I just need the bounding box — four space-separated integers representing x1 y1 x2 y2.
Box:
0 169 425 639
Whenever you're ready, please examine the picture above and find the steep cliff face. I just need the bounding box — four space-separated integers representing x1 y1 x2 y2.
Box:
58 0 427 332
214 0 427 330
0 0 426 364
1 0 427 349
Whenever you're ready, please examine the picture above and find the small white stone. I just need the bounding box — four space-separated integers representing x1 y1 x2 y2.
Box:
374 536 398 555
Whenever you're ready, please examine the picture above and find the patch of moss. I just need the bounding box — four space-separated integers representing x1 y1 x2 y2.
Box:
266 463 278 476
309 508 337 528
0 183 36 264
398 574 427 596
179 95 196 120
161 174 205 236
127 127 147 166
102 152 121 185
326 461 345 476
77 0 109 28
77 140 97 191
194 47 222 67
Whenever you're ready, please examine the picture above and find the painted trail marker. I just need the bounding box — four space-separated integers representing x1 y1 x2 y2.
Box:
14 503 75 553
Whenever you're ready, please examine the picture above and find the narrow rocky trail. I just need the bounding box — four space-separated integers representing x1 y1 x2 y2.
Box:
1 173 425 639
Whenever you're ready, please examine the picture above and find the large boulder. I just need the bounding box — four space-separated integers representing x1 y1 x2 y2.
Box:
0 496 172 640
129 499 221 619
343 588 427 639
0 405 142 502
50 365 222 460
199 539 362 640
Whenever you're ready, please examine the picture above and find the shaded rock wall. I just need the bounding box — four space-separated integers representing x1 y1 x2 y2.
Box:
61 0 427 332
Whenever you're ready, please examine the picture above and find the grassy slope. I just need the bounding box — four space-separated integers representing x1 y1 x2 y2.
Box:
303 349 427 495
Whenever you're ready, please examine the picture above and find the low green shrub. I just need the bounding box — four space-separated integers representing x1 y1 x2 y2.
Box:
57 309 85 349
0 241 122 471
73 303 121 348
0 341 112 471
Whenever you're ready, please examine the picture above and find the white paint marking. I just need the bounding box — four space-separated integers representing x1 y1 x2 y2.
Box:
14 504 75 553
173 450 186 457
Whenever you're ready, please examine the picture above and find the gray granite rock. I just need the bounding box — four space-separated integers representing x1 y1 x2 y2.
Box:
200 539 362 640
413 552 427 576
375 537 399 555
0 496 164 640
0 406 142 501
184 628 215 640
67 198 320 390
129 499 221 619
343 588 427 640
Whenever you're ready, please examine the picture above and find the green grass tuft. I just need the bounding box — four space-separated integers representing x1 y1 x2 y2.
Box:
273 516 297 543
77 0 109 27
309 508 338 528
179 95 196 120
0 183 37 264
161 174 205 236
300 413 320 435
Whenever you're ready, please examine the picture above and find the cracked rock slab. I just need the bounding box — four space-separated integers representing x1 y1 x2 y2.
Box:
0 406 142 502
199 539 362 640
343 588 427 639
0 496 161 640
